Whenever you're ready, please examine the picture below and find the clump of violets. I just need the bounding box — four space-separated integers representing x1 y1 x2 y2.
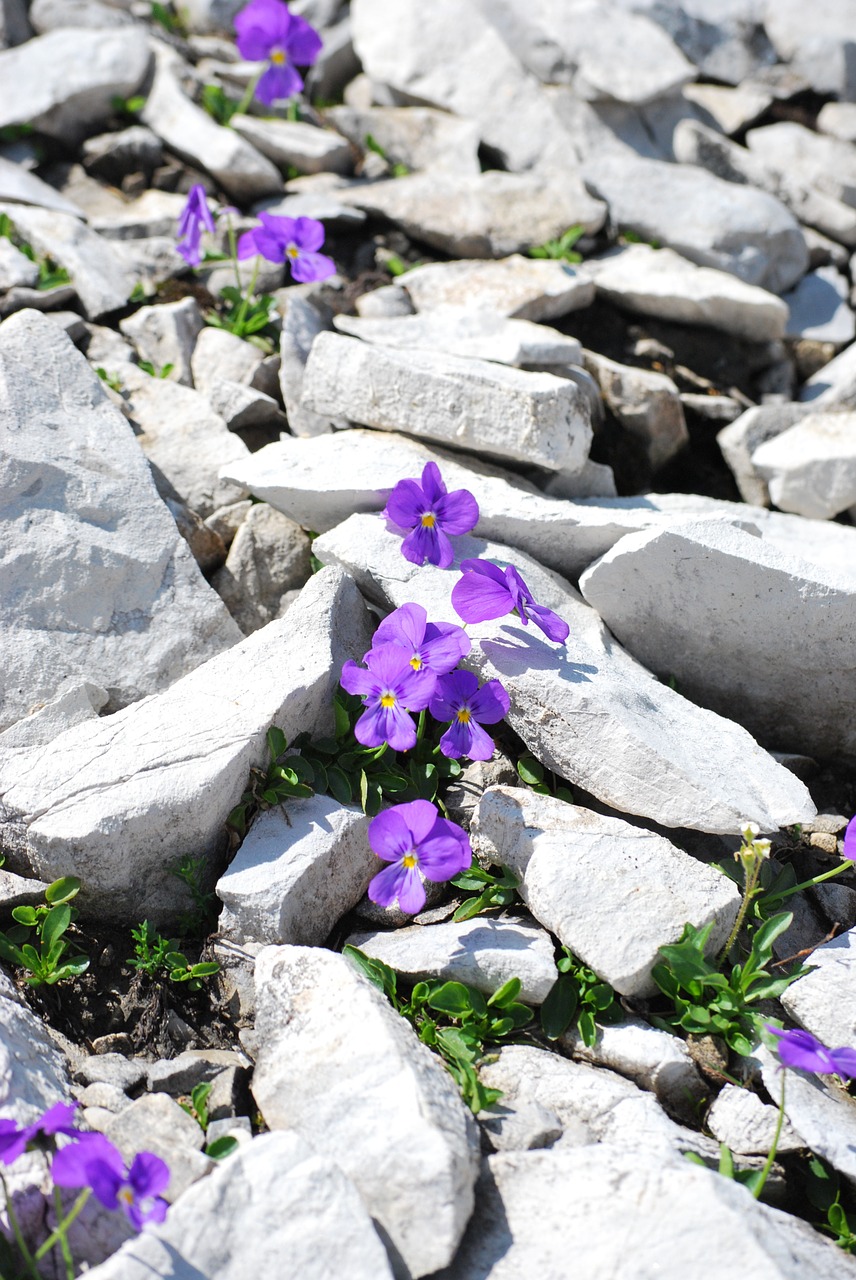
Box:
176 184 216 268
234 0 322 105
237 212 335 282
371 603 470 677
429 670 510 762
367 798 472 914
52 1134 169 1230
452 558 569 644
384 463 479 569
766 1026 856 1080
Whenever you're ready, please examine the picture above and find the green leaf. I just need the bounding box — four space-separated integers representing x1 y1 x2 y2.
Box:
487 977 522 1008
428 982 474 1017
435 1026 479 1065
504 1002 534 1029
748 911 793 963
488 1016 513 1037
343 945 397 1002
333 695 351 739
206 1135 239 1160
326 766 352 805
45 876 81 905
11 906 37 926
267 726 288 760
40 903 71 951
516 754 544 786
0 932 27 966
578 1008 597 1047
589 982 616 1012
717 1144 735 1179
451 895 487 923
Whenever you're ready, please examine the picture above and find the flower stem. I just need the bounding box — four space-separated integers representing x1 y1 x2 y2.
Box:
753 1071 786 1199
0 1170 40 1280
416 710 426 744
34 1188 89 1270
719 858 761 966
231 257 260 338
224 212 241 295
233 68 263 122
762 861 850 908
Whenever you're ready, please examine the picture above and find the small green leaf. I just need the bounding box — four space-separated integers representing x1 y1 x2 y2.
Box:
487 977 522 1008
516 754 544 786
578 1008 597 1047
206 1135 239 1160
333 696 351 739
40 903 71 951
428 982 473 1017
11 906 37 926
540 974 579 1040
326 766 352 805
45 876 81 905
267 726 288 761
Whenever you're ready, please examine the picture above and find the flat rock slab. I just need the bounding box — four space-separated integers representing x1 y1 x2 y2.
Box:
313 513 815 834
473 787 739 997
0 567 373 921
0 309 240 733
782 266 855 346
347 916 558 1005
399 255 595 322
302 332 593 473
0 27 151 143
436 1143 855 1280
781 925 856 1050
334 307 583 368
252 945 480 1278
578 519 856 759
751 412 856 520
586 243 788 341
333 168 604 257
218 795 374 946
79 1132 394 1280
231 114 352 174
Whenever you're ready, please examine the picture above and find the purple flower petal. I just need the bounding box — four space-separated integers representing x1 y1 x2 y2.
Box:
401 521 451 568
339 660 377 698
384 478 426 530
289 249 336 284
291 216 326 252
528 603 570 644
128 1151 170 1200
844 814 856 862
452 566 514 624
369 861 425 913
396 863 427 913
421 623 470 673
429 668 479 722
469 678 511 724
354 701 416 752
256 61 303 104
284 13 323 64
419 462 446 506
368 807 417 863
417 822 473 879
374 603 428 652
766 1026 837 1073
433 488 479 537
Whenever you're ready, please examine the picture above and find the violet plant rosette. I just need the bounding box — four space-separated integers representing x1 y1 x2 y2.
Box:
429 669 510 762
340 644 436 751
370 603 470 676
384 462 479 568
367 798 472 914
237 213 335 283
452 558 570 644
234 0 322 104
176 184 216 268
52 1133 169 1230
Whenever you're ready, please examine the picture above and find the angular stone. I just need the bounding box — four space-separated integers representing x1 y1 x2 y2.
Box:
119 298 203 387
717 403 814 506
140 43 282 203
303 333 593 473
0 310 240 732
231 114 351 176
586 244 788 340
334 169 605 258
583 151 808 292
355 283 414 318
0 568 373 921
278 293 337 437
800 341 856 409
203 378 286 436
252 945 480 1277
0 237 38 289
326 103 480 175
400 255 595 322
0 0 31 47
757 1045 856 1191
780 926 856 1051
90 188 188 241
746 122 856 211
74 1053 147 1093
347 916 559 1005
683 82 773 136
210 502 310 634
578 519 856 758
707 1084 803 1156
782 266 855 346
191 325 264 395
82 124 163 181
0 681 107 763
105 1093 210 1202
334 308 583 369
0 27 151 143
583 350 688 469
473 788 739 997
818 102 856 145
313 514 815 834
0 153 83 216
751 412 856 520
218 795 373 945
0 202 137 319
146 1049 248 1097
79 1132 395 1280
439 1141 851 1280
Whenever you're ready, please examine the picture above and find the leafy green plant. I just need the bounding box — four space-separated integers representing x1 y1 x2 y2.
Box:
363 133 409 177
127 919 219 992
200 84 242 127
515 753 574 803
170 854 217 935
528 225 585 263
620 229 662 249
805 1155 856 1253
345 946 532 1111
95 367 124 393
684 1142 766 1196
151 0 187 35
449 862 519 922
0 878 89 987
651 912 807 1055
540 946 623 1045
111 94 146 120
206 285 277 346
179 1082 239 1160
137 359 174 379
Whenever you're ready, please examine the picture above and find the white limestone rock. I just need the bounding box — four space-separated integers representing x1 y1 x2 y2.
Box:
583 349 688 469
782 266 855 346
586 244 788 340
210 502 310 634
278 293 337 437
252 945 480 1278
583 152 808 293
104 1093 210 1203
780 926 856 1051
800 341 856 409
81 1131 395 1280
0 236 38 289
400 255 595 322
302 333 593 473
746 122 856 211
473 788 739 997
0 309 240 732
0 153 83 216
326 103 480 175
751 412 856 520
716 403 814 507
438 1142 853 1280
817 102 856 145
313 514 815 834
231 114 352 174
218 795 374 945
707 1084 803 1156
333 168 605 258
120 297 204 387
578 519 856 758
190 325 265 395
0 567 373 921
758 1045 856 1191
347 916 559 1005
334 307 583 369
0 27 151 143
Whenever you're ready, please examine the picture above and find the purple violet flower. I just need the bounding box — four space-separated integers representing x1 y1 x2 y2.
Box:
371 603 470 677
340 644 435 751
0 1101 78 1166
367 799 472 914
234 0 322 105
52 1134 169 1231
176 184 216 268
766 1025 856 1080
429 669 510 762
844 814 856 862
384 462 479 569
452 558 570 644
236 213 335 282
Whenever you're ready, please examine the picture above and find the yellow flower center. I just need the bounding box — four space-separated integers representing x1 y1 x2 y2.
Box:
270 48 286 65
410 654 422 670
456 708 471 724
380 691 397 709
118 1187 134 1206
402 853 418 869
286 244 300 259
420 512 436 528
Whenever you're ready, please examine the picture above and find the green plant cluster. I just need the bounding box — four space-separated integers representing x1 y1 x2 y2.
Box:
0 878 88 987
805 1155 856 1253
515 752 574 803
344 945 532 1112
206 284 277 347
449 863 520 922
540 946 623 1046
128 920 219 992
0 213 71 291
527 224 585 263
178 1082 239 1160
